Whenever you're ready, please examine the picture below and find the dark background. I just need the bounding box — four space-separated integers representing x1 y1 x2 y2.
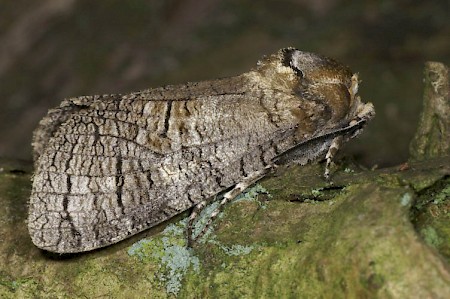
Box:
0 0 448 167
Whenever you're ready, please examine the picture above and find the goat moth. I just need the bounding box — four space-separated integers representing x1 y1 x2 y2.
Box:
28 48 375 253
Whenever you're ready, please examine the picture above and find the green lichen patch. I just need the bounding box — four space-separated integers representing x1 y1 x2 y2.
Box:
193 184 274 245
293 185 346 202
412 177 450 262
421 226 444 248
233 183 272 209
400 192 413 207
211 242 254 256
128 220 200 296
126 185 272 295
433 184 450 205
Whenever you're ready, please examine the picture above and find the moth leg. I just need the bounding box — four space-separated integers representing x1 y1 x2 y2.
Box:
186 199 208 247
324 136 343 180
188 165 274 245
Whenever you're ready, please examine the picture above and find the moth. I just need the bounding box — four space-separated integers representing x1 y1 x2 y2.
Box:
28 48 375 253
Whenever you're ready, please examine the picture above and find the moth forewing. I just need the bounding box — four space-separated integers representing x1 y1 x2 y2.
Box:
28 48 374 253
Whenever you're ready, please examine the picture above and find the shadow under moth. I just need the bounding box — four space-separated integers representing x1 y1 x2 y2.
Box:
28 48 375 253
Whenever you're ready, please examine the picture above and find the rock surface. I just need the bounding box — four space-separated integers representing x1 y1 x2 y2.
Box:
1 63 449 298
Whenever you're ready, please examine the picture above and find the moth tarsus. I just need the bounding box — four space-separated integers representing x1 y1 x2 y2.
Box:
324 136 343 180
28 47 375 253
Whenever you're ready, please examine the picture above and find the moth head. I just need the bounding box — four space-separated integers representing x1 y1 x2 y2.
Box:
256 48 374 125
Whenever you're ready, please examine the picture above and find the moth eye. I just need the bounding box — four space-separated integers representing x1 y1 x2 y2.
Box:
289 62 304 78
281 48 305 78
282 48 305 78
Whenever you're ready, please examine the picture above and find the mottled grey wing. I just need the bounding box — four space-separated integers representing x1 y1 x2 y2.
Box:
28 86 289 253
32 96 94 163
